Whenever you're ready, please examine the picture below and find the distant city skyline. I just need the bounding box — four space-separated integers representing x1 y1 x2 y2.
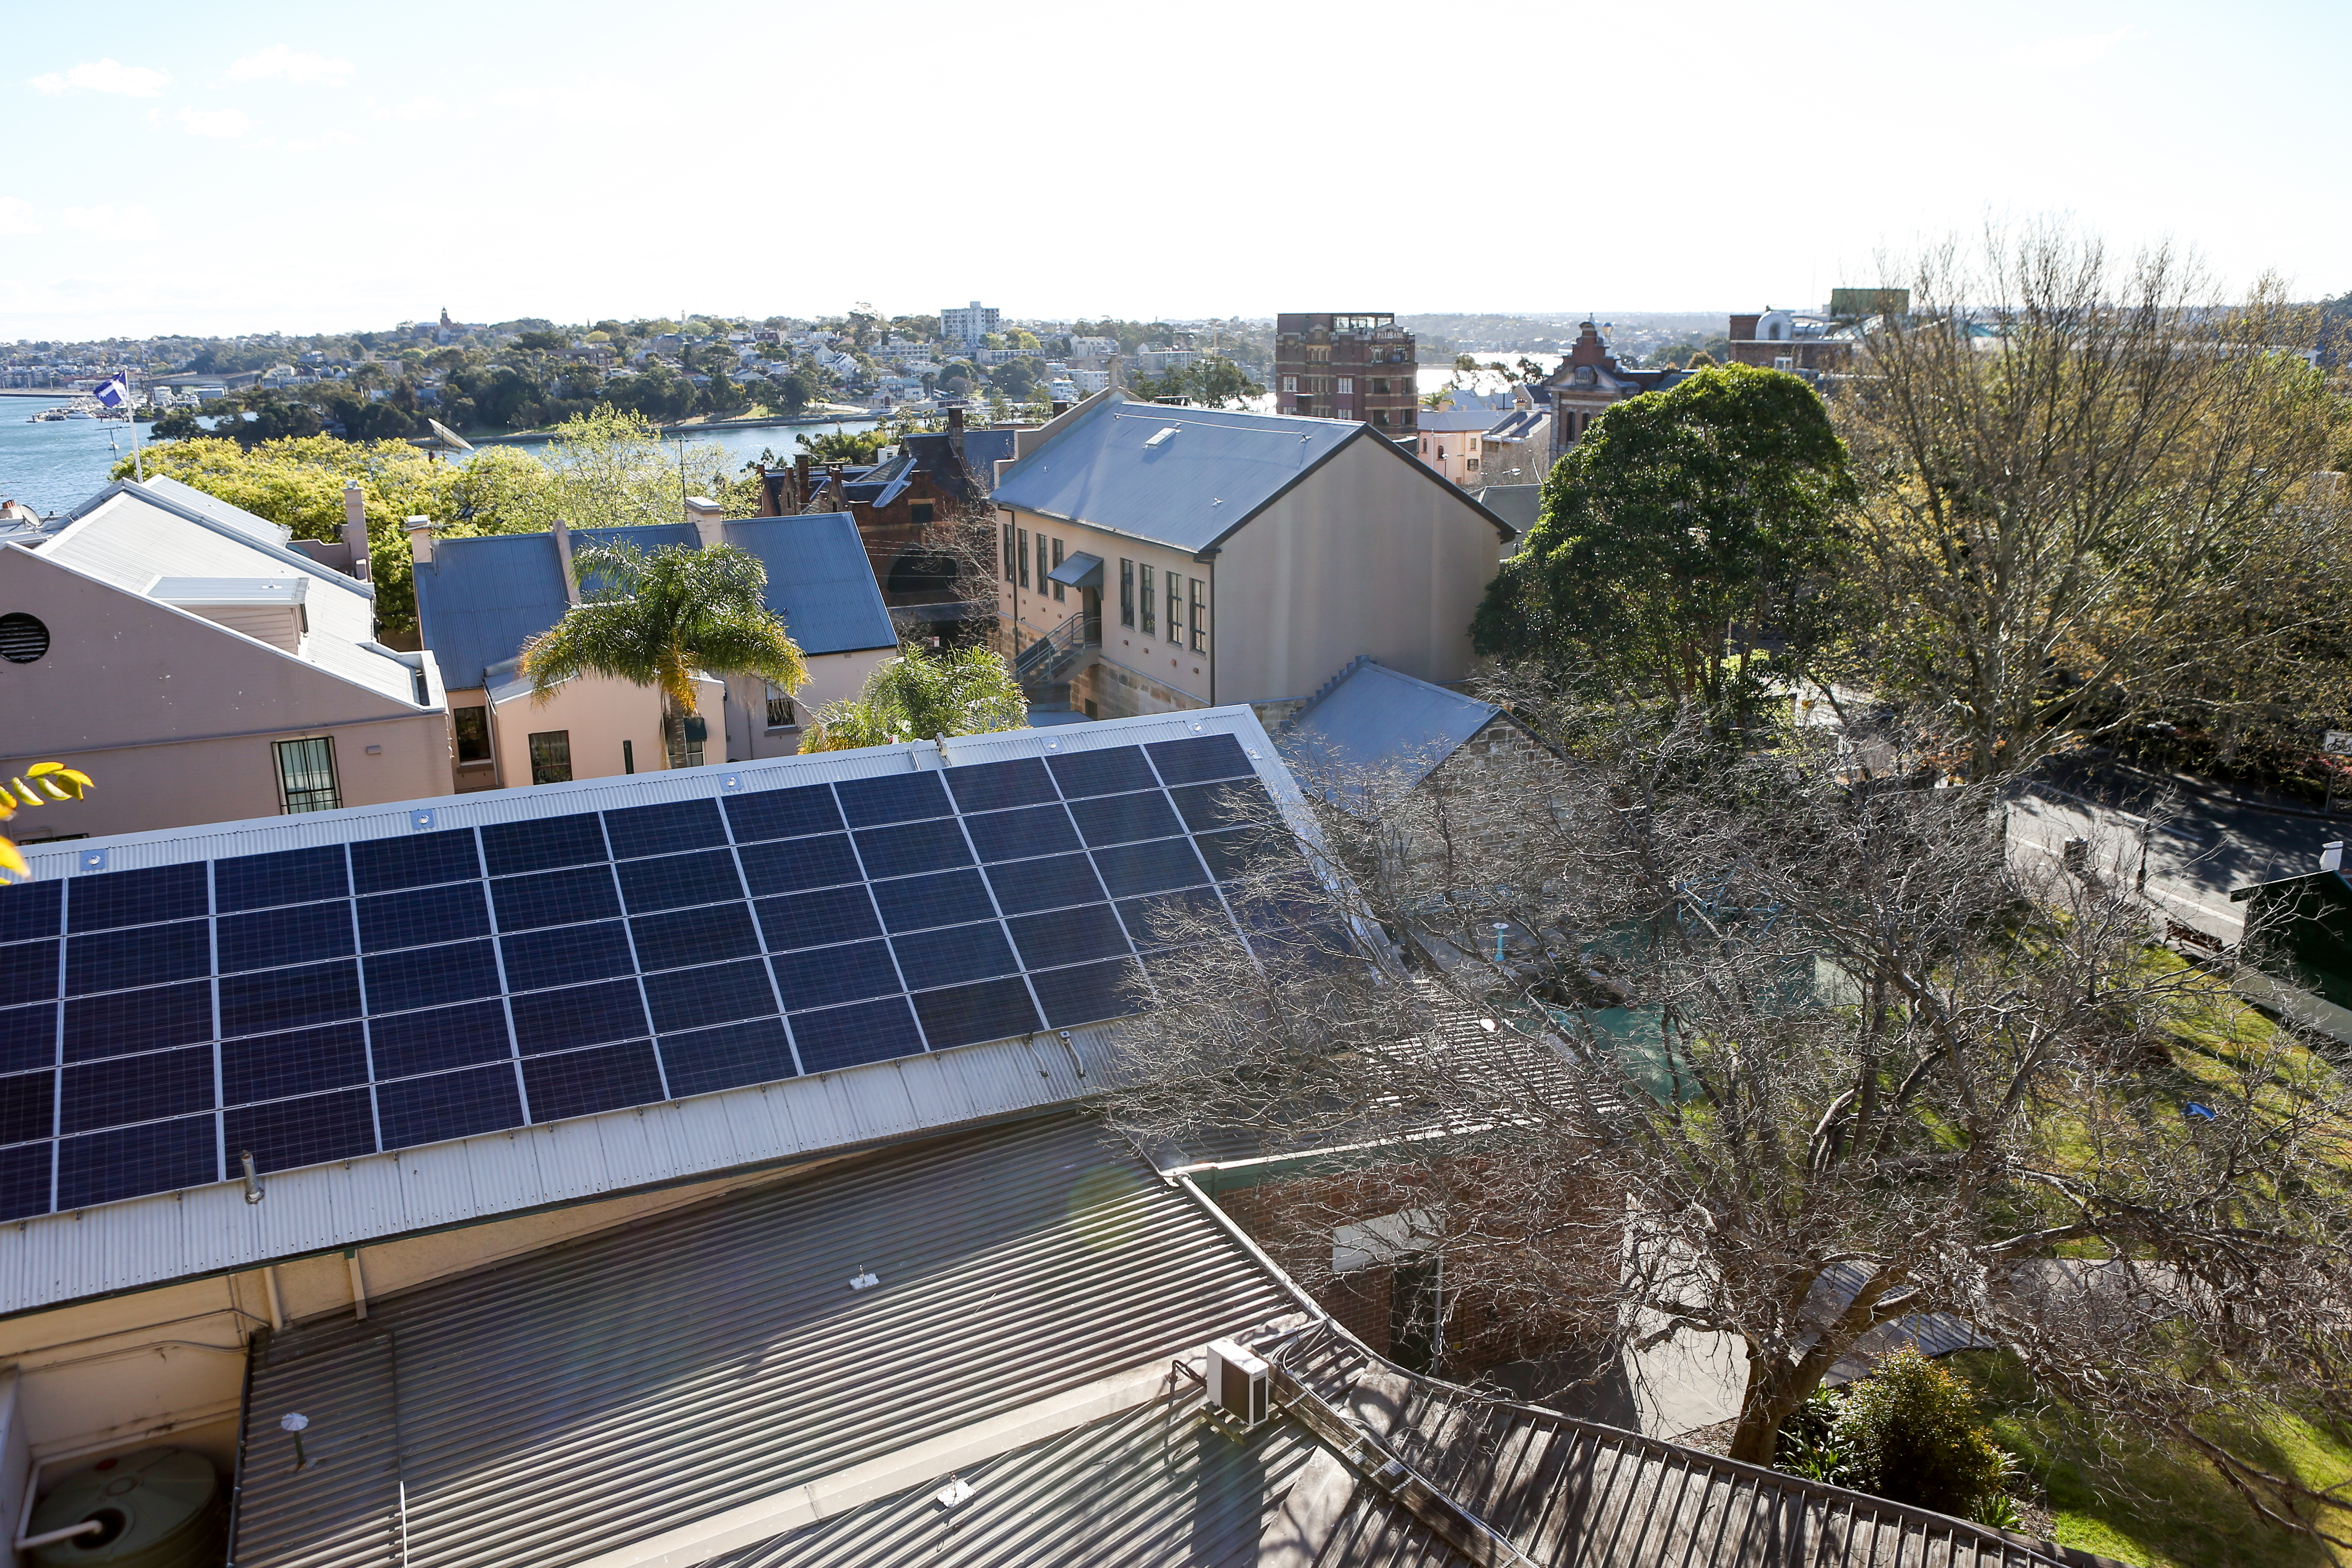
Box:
5 0 2347 339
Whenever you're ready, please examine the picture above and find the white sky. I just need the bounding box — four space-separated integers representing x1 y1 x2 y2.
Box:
5 0 2346 339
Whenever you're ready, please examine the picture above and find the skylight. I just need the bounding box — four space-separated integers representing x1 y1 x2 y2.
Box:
1143 426 1180 448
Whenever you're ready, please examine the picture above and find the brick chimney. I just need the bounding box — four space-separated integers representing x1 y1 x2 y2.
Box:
550 516 579 605
946 403 965 431
404 514 437 566
340 481 371 583
685 495 725 549
793 454 812 508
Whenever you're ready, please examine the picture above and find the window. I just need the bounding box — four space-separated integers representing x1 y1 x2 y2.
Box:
1035 533 1048 597
1017 528 1030 587
1189 578 1207 652
765 683 796 729
1050 539 1065 602
1119 559 1135 627
1466 456 1479 470
274 737 340 814
1337 377 1353 394
1373 409 1390 427
452 706 491 764
1139 564 1155 635
1166 573 1182 643
1003 520 1016 582
1281 376 1297 392
1372 378 1390 395
623 739 635 775
911 501 934 528
1400 409 1416 427
529 731 573 784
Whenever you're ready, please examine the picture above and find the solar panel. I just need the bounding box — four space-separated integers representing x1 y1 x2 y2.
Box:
0 733 1328 1220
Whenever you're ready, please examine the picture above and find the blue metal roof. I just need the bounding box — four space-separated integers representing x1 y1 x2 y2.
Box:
957 428 1019 494
416 517 895 691
1279 657 1503 789
989 395 1364 554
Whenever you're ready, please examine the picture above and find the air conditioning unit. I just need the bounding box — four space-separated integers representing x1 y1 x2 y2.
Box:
1204 1338 1269 1428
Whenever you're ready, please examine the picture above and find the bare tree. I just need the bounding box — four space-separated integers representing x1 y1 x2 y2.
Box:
1107 690 2352 1536
1827 222 2352 776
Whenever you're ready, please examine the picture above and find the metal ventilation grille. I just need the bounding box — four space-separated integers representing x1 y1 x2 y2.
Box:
0 733 1313 1219
0 612 49 664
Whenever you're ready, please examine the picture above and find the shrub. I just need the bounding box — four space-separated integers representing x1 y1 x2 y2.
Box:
1830 1348 2010 1517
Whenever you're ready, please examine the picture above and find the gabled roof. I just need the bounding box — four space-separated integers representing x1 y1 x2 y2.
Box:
991 393 1512 554
1474 482 1544 536
1280 657 1504 789
416 515 897 690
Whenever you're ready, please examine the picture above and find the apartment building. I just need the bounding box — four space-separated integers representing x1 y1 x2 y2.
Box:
1273 312 1419 434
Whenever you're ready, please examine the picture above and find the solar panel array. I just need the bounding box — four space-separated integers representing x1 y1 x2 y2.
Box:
0 733 1296 1219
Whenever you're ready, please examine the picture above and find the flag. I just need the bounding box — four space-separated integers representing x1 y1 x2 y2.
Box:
93 374 129 410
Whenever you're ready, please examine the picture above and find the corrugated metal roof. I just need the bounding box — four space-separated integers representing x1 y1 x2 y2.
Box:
1280 658 1503 790
231 1112 1298 1568
149 575 308 605
1474 484 1543 537
989 395 1369 554
416 516 895 691
138 473 295 546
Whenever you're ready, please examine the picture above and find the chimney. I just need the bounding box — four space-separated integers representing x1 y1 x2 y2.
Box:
404 514 437 566
685 495 725 549
340 481 371 583
793 454 811 506
550 517 579 605
946 403 965 431
1050 399 1070 416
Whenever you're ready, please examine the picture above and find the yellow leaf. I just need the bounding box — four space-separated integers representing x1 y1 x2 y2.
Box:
0 841 24 879
9 781 40 808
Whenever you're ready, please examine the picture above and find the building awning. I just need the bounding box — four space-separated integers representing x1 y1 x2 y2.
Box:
1047 551 1104 590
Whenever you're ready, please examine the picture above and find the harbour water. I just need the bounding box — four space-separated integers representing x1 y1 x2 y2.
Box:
0 398 882 520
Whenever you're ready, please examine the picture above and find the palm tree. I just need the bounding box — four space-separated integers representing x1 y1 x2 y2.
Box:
519 541 807 742
799 645 1025 753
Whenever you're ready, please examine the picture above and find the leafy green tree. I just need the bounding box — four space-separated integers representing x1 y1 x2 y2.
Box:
799 645 1026 752
1829 1350 2010 1519
1472 364 1857 718
520 540 807 724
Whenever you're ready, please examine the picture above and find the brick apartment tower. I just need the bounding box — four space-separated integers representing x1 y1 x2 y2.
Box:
1274 314 1418 435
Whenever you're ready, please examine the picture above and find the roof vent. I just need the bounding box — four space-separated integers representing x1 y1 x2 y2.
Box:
1144 426 1179 448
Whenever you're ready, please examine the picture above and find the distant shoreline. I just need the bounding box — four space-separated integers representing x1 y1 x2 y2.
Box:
466 407 879 445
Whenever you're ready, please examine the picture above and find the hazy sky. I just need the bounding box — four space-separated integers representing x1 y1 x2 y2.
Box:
6 0 2346 339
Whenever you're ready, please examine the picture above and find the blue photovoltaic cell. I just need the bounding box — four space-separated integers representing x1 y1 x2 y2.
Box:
0 941 55 1007
480 813 608 877
217 905 354 974
0 1070 53 1146
1117 887 1228 947
1046 746 1156 799
364 939 503 1015
213 846 349 914
769 941 900 1012
58 1113 216 1210
737 834 862 897
61 1044 214 1134
641 959 775 1034
1169 778 1274 832
944 757 1059 813
0 1144 44 1221
227 1089 377 1172
1195 827 1287 882
834 771 950 828
1029 958 1147 1028
789 996 924 1073
65 920 213 996
0 881 62 943
499 922 635 993
376 1065 523 1150
755 887 880 952
65 981 213 1062
370 1000 512 1079
522 1041 665 1122
724 784 844 844
891 923 1017 991
984 854 1105 916
351 829 481 895
912 977 1041 1050
629 903 760 973
603 799 727 860
219 960 361 1039
615 850 743 914
509 980 648 1054
67 862 209 933
659 1017 798 1097
869 868 998 932
963 805 1081 863
1067 791 1182 848
1091 838 1209 898
0 1004 51 1074
223 1022 370 1107
491 866 622 932
1008 905 1131 970
358 882 490 953
1147 733 1253 784
853 818 973 878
